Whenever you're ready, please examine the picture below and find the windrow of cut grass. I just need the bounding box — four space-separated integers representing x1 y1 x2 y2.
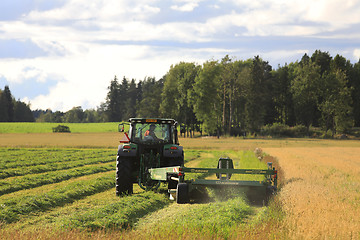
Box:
0 159 113 180
0 171 114 224
0 148 113 169
10 187 138 230
61 191 169 231
0 149 114 179
9 184 164 230
0 162 114 195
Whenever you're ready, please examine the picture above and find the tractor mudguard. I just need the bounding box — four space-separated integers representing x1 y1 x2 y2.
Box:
117 144 138 157
163 145 183 158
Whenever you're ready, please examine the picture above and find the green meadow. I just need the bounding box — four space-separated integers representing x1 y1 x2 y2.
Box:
0 122 121 133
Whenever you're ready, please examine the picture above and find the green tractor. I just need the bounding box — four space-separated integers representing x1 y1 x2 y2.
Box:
116 118 184 196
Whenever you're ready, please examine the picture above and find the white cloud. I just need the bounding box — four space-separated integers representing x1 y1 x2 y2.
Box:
212 0 360 37
171 2 199 12
0 60 49 84
303 0 360 25
25 0 160 22
209 4 220 9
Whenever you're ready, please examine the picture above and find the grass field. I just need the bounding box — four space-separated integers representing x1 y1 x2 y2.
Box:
0 122 121 133
1 123 359 239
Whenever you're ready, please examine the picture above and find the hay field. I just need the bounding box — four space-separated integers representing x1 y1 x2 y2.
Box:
264 147 360 239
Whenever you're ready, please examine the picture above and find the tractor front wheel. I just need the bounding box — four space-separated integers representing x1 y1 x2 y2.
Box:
116 156 133 196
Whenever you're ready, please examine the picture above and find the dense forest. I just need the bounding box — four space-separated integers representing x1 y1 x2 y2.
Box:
1 50 360 136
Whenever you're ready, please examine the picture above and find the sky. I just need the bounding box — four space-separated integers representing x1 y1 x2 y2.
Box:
1 0 360 112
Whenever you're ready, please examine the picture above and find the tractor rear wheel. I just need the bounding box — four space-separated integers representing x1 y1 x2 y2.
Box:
176 183 189 204
116 156 133 196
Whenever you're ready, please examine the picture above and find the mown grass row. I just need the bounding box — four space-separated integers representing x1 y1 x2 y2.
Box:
61 191 169 231
0 172 114 224
0 148 89 164
0 163 114 195
0 148 113 169
0 155 115 180
138 196 254 239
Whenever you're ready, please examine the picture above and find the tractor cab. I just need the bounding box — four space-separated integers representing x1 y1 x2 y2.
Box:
119 118 179 145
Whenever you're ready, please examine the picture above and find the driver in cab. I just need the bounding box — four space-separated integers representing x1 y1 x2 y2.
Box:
144 124 159 140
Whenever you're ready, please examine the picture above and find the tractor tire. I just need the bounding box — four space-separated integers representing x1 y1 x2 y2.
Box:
116 156 133 196
176 183 189 204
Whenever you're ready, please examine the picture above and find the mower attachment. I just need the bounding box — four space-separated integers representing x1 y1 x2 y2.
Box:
148 157 277 204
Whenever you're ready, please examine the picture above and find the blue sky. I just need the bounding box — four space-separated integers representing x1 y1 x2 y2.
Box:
1 0 360 111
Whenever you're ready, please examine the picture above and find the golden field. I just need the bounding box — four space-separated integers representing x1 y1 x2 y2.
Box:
264 147 360 239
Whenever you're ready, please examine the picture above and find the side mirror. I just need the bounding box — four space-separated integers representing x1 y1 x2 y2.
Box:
118 123 125 132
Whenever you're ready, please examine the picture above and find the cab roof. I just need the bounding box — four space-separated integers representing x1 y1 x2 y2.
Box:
129 118 176 124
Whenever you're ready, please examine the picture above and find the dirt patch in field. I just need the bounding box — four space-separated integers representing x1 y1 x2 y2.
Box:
263 147 360 239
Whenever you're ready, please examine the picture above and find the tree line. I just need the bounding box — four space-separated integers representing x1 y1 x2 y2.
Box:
33 106 108 123
105 50 360 136
1 50 359 137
